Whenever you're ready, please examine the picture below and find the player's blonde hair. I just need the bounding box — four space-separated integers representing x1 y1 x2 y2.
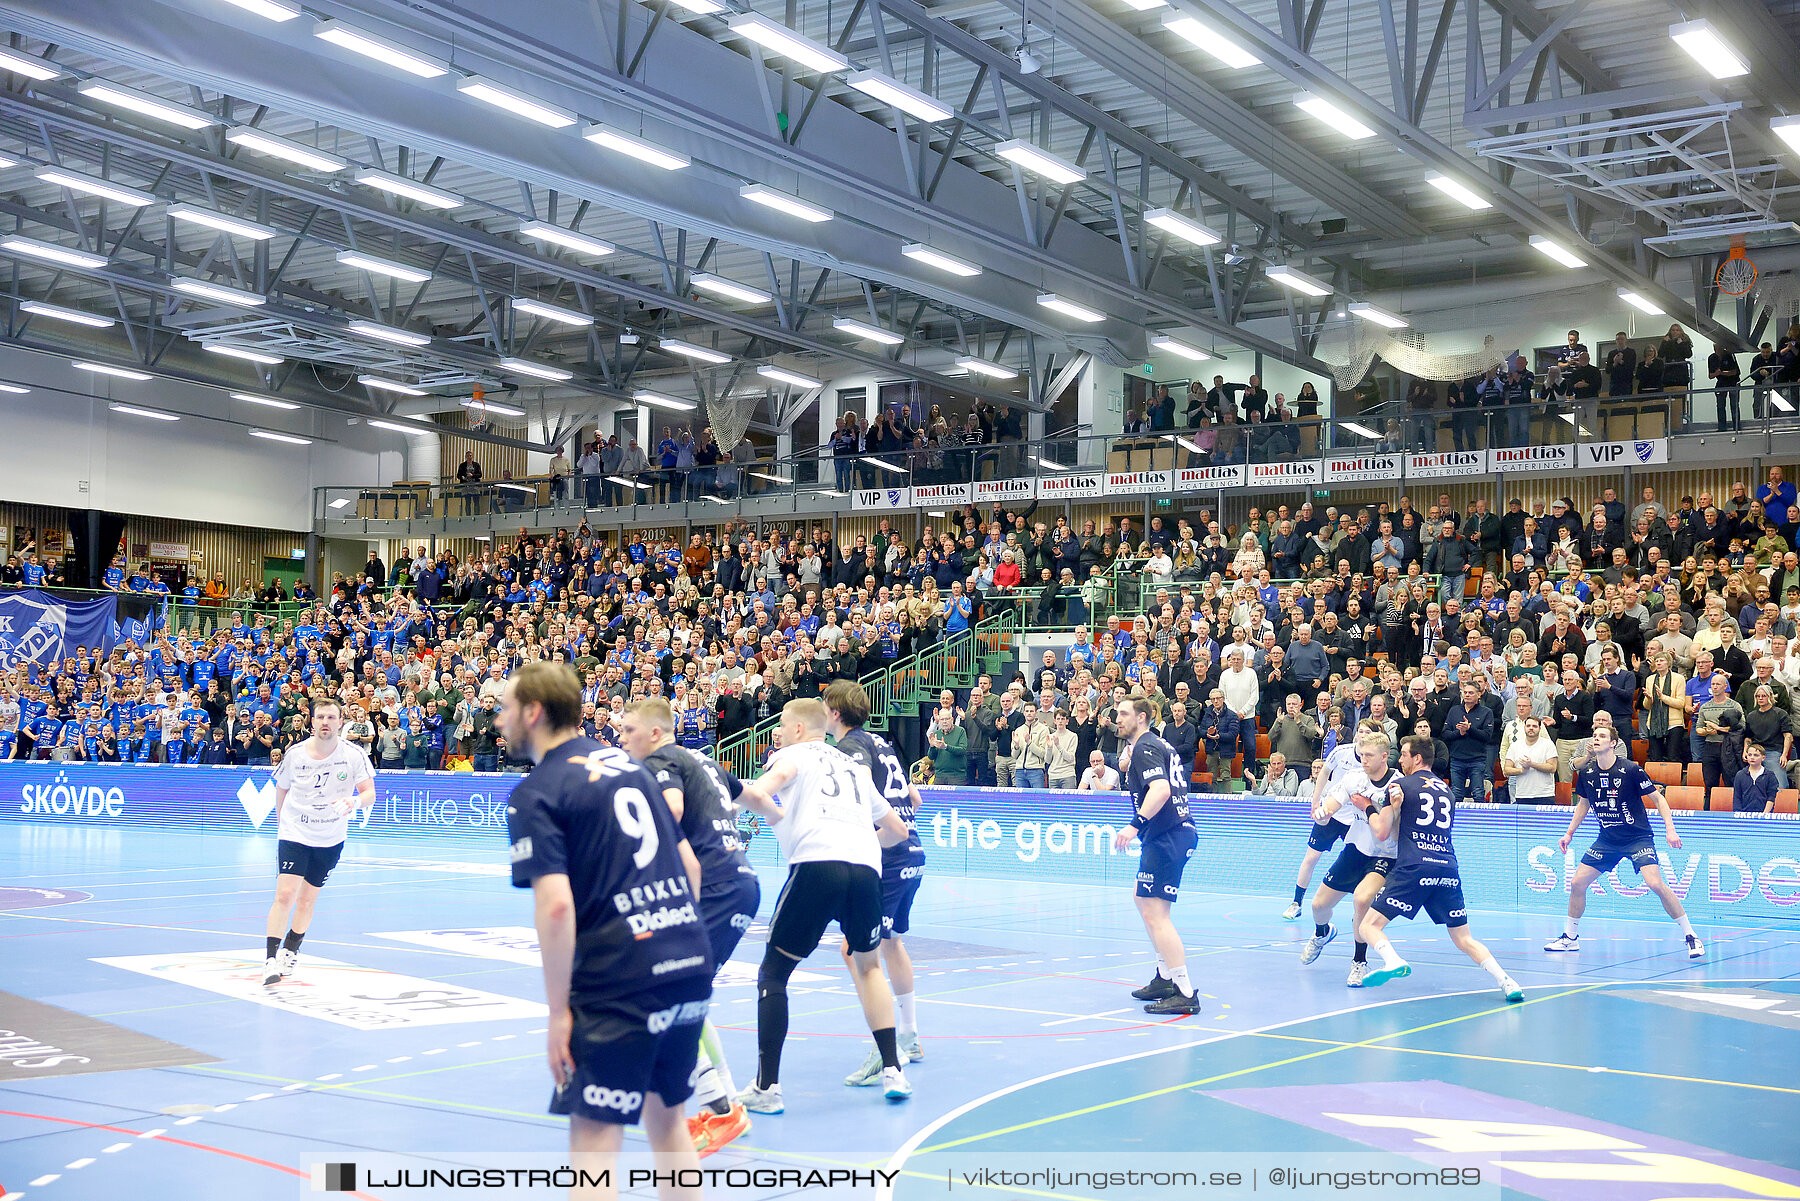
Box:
1355 730 1391 754
625 697 674 733
783 698 828 734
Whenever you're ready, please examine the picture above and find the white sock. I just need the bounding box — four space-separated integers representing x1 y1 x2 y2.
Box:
1155 956 1168 980
1678 915 1696 938
1168 965 1194 997
895 991 918 1037
691 1045 726 1110
1476 956 1508 984
1564 916 1580 937
1370 938 1403 970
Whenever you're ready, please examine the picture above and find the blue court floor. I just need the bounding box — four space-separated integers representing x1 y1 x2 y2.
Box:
2 823 1797 1201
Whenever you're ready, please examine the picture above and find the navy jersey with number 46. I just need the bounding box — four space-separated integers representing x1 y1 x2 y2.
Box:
1574 760 1657 842
837 727 925 870
1387 770 1459 870
507 739 712 1002
1125 732 1192 841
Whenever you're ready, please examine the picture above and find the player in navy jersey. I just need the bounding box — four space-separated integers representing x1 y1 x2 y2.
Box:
1357 735 1524 1002
500 662 712 1194
1112 696 1201 1015
619 698 759 1157
823 679 928 1084
1546 725 1702 959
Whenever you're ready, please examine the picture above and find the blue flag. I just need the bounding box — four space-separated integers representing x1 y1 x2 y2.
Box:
0 589 117 670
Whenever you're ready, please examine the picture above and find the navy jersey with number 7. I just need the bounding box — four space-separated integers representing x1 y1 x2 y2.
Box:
1387 769 1459 871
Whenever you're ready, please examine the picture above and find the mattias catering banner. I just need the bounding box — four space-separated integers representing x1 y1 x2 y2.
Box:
0 589 117 670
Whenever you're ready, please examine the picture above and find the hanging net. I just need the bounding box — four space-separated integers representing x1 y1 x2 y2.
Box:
1754 273 1800 329
1318 322 1507 391
705 388 761 450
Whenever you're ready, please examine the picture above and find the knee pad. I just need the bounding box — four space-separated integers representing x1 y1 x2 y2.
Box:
758 951 800 994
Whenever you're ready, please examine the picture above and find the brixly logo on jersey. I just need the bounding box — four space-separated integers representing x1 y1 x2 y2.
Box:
18 770 124 818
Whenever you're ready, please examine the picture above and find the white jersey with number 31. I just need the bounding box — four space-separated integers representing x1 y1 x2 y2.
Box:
767 740 892 872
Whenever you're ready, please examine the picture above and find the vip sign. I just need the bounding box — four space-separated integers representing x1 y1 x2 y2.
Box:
1580 439 1668 468
1107 469 1172 494
1491 444 1574 473
1036 473 1106 499
94 950 547 1028
1407 450 1487 478
1249 460 1322 486
910 483 973 506
973 478 1036 503
1174 464 1246 491
1324 453 1403 484
851 487 912 510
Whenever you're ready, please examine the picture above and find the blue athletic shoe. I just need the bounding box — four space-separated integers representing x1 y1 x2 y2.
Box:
1361 962 1412 988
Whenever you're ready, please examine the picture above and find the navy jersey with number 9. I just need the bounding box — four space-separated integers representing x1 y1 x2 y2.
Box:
507 738 712 1002
1388 770 1459 870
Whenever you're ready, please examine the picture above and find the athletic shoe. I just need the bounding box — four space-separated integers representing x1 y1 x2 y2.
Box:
275 947 297 977
899 1034 924 1063
1543 933 1580 952
1361 962 1411 988
881 1066 913 1101
1686 935 1705 960
690 1104 750 1157
1143 991 1201 1016
1131 973 1177 1001
844 1048 884 1087
1300 924 1337 965
1500 977 1524 1003
261 956 281 987
734 1083 783 1114
1281 901 1303 921
1345 961 1370 988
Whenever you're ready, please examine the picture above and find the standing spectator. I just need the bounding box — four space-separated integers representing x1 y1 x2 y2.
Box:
1692 671 1742 794
1659 323 1694 390
1045 709 1081 789
1425 520 1471 605
1709 341 1742 432
1501 715 1557 803
1442 679 1494 804
1603 333 1638 397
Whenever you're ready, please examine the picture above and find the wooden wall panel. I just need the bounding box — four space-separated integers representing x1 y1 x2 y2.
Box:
433 412 528 485
0 502 307 586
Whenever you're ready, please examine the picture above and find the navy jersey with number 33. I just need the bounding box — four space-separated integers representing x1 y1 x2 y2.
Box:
1388 770 1459 871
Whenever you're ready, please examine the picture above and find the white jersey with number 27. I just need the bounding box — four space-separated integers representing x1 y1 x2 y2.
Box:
767 740 892 873
272 738 375 847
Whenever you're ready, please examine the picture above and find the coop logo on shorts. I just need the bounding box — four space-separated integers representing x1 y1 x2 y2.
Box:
18 770 124 819
583 1085 644 1112
646 999 709 1033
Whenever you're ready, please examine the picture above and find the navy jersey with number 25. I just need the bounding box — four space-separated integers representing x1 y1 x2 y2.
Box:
837 727 925 871
507 739 712 1002
1387 769 1459 871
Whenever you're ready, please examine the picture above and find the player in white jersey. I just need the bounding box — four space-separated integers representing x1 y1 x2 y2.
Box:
1282 726 1364 919
731 699 913 1114
261 696 375 985
1299 729 1400 986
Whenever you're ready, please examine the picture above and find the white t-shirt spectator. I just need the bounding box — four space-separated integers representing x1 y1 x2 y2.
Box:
1079 763 1121 791
1507 735 1558 801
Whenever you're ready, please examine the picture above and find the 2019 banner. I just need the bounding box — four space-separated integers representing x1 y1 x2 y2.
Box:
2 764 1791 924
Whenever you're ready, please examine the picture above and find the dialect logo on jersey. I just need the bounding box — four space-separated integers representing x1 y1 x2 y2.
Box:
973 478 1036 503
1107 469 1172 494
910 482 974 506
1406 450 1487 478
1490 444 1574 473
1036 472 1106 499
1174 464 1246 491
94 950 547 1029
1249 460 1321 486
1323 452 1403 484
17 770 124 819
1523 845 1800 906
851 487 912 511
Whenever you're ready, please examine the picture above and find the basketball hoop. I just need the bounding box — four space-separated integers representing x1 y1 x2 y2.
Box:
1717 238 1758 296
466 386 487 425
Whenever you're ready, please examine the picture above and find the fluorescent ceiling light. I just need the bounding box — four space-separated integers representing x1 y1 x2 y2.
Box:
513 297 592 326
1292 92 1376 140
691 273 772 304
110 403 177 420
1161 16 1261 69
22 301 114 328
358 375 426 396
1118 0 1169 9
0 236 108 270
336 250 432 283
76 361 152 379
204 342 284 365
739 184 833 222
464 397 526 416
232 392 299 409
1425 173 1492 210
1037 293 1106 322
758 364 823 389
1173 437 1206 455
726 13 849 74
1618 289 1666 315
165 203 279 240
250 429 312 445
1265 264 1331 297
77 363 153 380
1773 115 1800 154
77 80 217 130
751 471 792 484
1150 335 1211 361
328 497 352 508
35 167 155 207
215 0 303 19
0 383 30 394
994 139 1086 185
704 495 734 505
902 243 982 277
352 168 460 209
1348 301 1408 329
1528 235 1587 269
1772 393 1796 414
660 338 731 365
1036 457 1071 470
955 356 1018 379
312 19 449 77
170 276 267 306
225 127 347 172
833 317 904 345
519 221 616 257
634 390 698 411
1668 19 1750 79
844 70 952 122
0 47 61 80
607 475 652 488
348 319 430 347
455 75 577 127
499 356 573 381
1143 207 1222 247
666 0 726 13
860 457 908 475
583 125 690 170
1341 421 1381 440
367 419 421 433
